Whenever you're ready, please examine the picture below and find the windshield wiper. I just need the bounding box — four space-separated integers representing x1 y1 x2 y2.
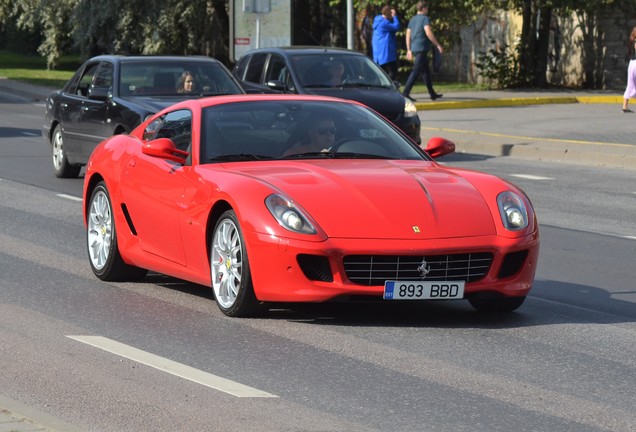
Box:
208 154 273 162
340 82 390 89
199 91 238 97
281 151 390 160
281 151 336 159
331 152 391 159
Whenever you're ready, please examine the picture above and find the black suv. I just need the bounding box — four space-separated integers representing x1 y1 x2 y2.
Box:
233 47 421 143
42 55 245 177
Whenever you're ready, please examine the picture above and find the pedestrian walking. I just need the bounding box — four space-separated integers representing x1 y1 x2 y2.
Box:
372 5 400 80
622 26 636 113
402 1 444 101
360 4 374 58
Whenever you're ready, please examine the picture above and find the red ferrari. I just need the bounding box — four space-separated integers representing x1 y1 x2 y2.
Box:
83 95 539 317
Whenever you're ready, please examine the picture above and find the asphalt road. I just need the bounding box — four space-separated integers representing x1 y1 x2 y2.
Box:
0 91 635 432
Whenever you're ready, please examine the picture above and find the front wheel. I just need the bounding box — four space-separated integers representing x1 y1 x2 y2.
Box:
51 125 81 178
468 296 526 313
87 181 147 281
210 210 261 317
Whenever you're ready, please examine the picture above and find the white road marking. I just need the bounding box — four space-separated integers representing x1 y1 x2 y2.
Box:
67 335 277 398
56 193 82 202
624 236 636 240
510 174 553 180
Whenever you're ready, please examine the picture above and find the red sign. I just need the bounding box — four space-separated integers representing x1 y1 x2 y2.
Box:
235 38 251 45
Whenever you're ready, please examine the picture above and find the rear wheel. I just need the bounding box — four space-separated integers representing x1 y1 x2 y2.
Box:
87 181 147 281
52 125 81 178
210 210 261 317
468 296 526 313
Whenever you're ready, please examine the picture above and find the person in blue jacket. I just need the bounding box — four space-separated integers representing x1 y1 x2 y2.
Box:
372 5 400 80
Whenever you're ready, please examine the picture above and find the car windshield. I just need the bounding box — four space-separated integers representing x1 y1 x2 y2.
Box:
119 60 243 96
290 54 395 89
201 100 427 163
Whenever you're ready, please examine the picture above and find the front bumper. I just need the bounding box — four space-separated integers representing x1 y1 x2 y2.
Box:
244 230 539 303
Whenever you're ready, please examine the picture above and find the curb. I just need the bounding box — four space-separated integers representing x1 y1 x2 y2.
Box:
415 95 625 110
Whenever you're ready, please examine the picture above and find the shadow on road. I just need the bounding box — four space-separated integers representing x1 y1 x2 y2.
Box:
0 126 41 138
144 273 635 328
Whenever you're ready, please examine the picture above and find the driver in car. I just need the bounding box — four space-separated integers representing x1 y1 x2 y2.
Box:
283 116 337 156
323 60 345 86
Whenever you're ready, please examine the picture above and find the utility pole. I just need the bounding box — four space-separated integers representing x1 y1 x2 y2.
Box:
347 0 354 49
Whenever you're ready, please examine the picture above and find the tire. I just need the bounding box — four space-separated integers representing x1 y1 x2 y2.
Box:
51 125 81 178
86 181 147 281
468 296 526 313
210 210 261 317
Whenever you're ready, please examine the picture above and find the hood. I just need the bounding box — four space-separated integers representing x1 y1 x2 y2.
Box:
226 160 497 239
304 87 404 121
117 95 192 113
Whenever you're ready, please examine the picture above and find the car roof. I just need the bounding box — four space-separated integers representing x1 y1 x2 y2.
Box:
239 46 366 58
166 93 364 112
85 55 222 64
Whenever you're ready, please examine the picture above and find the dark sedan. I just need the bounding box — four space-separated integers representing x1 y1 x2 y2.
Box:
42 55 245 177
232 47 421 143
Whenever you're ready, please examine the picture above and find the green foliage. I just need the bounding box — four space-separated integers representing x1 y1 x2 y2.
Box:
0 0 228 68
0 50 76 87
475 38 522 89
3 0 636 81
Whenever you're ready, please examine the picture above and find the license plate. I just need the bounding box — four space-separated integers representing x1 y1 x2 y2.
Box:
383 281 465 300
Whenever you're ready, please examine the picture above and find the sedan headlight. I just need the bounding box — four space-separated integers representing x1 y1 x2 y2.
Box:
404 98 418 118
265 194 317 234
497 191 529 230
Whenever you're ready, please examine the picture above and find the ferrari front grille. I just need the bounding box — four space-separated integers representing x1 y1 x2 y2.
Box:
343 253 493 286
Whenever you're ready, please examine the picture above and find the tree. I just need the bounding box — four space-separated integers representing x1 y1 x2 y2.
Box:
0 0 75 69
0 0 231 68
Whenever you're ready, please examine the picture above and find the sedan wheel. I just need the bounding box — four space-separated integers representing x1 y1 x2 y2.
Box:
52 125 81 178
211 210 260 317
87 181 147 281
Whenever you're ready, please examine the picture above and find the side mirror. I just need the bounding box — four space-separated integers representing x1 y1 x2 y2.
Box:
88 86 110 101
266 80 286 92
424 137 455 159
142 138 188 164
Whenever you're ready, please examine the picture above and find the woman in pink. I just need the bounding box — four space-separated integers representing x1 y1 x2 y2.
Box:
622 27 636 113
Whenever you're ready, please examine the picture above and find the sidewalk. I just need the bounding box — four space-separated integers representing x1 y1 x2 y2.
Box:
0 395 82 432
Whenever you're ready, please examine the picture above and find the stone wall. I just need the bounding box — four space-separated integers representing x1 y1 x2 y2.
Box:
436 9 636 90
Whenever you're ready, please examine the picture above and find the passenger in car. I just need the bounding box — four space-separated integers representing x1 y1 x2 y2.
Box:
176 71 196 93
283 115 337 156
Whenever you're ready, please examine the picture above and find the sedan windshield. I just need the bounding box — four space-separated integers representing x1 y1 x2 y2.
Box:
290 54 395 89
201 100 427 163
119 60 243 96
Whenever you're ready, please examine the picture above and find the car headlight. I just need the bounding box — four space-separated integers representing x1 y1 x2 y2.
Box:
497 191 529 230
404 98 418 118
265 194 317 234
